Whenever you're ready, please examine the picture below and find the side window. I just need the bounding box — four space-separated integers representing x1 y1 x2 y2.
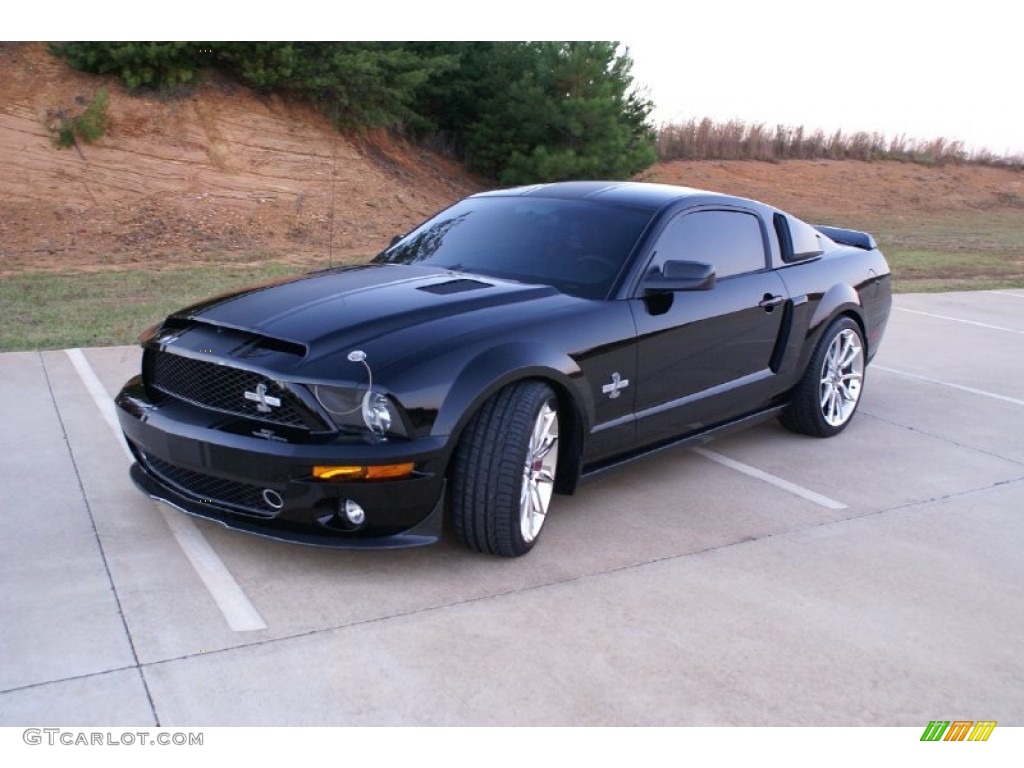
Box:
650 210 766 279
786 215 825 261
775 212 824 262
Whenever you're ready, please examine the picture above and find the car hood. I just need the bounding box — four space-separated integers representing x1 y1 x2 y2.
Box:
168 264 581 375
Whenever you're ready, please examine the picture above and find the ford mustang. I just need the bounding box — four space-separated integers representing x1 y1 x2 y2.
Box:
115 181 891 556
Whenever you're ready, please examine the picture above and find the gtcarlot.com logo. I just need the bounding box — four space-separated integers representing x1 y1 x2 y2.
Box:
23 729 203 747
920 720 997 742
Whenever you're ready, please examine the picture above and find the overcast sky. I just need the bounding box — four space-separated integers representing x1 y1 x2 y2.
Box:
623 1 1023 155
19 0 1024 155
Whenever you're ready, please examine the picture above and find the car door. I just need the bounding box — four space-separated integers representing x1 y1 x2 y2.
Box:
629 207 788 444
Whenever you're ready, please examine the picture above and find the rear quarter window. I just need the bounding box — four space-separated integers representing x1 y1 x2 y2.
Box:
776 213 825 262
788 215 825 261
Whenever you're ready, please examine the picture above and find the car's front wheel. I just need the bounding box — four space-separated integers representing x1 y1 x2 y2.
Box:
780 316 866 437
450 380 560 557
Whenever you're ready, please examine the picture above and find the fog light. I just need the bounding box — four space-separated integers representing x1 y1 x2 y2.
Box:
343 499 366 525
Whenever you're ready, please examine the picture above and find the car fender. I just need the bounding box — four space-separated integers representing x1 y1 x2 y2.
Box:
432 341 591 440
809 282 865 339
777 282 867 382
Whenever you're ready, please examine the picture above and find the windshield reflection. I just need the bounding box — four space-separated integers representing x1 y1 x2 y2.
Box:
375 197 652 299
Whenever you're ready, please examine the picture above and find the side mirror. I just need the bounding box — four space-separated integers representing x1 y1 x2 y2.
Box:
643 260 716 293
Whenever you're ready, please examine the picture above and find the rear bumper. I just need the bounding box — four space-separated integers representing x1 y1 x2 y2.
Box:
116 376 448 549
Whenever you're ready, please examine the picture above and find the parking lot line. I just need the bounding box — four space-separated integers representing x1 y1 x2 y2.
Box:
896 307 1024 334
873 365 1024 408
64 348 134 462
691 447 848 510
65 348 268 633
988 291 1024 299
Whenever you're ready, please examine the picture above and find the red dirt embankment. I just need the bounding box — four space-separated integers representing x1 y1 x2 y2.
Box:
0 43 482 275
2 42 1022 277
641 158 1023 222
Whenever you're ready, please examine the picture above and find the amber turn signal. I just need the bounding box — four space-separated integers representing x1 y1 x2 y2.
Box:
313 463 415 481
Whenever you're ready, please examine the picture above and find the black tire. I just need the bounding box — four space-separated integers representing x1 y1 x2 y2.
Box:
450 381 560 557
780 316 866 437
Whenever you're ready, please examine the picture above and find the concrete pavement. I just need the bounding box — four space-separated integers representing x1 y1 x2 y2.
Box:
1 291 1021 725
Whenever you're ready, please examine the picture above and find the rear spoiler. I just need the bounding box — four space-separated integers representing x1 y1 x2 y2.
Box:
813 225 877 251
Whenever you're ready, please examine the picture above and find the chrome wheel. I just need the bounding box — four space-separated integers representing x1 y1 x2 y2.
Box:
819 328 864 427
450 381 561 557
520 400 559 543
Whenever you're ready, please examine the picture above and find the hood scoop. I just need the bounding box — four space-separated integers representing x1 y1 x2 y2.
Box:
417 278 493 296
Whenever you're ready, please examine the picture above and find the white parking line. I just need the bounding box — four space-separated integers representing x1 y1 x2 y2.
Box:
896 307 1024 334
65 348 268 632
64 348 135 462
691 447 848 510
873 365 1024 407
988 291 1024 299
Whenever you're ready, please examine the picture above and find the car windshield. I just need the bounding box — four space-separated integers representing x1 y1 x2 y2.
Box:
374 196 654 299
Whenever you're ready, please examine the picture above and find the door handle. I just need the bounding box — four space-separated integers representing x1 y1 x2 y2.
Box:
759 293 784 311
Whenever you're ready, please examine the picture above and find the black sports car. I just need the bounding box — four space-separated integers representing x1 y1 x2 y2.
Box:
116 181 891 557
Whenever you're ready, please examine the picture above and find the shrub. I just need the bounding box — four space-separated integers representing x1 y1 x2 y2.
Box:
54 42 200 89
655 117 1021 167
55 88 109 148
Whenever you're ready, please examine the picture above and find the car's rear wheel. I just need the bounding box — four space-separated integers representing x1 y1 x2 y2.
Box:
450 381 560 557
780 316 865 437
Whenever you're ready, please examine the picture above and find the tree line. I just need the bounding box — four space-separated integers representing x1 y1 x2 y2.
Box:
54 41 657 185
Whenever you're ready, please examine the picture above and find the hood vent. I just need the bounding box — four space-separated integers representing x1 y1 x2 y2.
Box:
417 279 492 295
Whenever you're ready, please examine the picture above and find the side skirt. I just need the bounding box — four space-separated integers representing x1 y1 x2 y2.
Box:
578 405 787 482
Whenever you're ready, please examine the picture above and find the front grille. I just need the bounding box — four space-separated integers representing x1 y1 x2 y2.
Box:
140 451 278 519
147 350 319 429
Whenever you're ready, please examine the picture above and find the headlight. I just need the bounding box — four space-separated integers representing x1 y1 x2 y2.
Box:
313 385 362 416
311 384 407 438
362 391 392 435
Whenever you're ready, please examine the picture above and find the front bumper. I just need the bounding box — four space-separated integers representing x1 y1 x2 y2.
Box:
116 376 448 549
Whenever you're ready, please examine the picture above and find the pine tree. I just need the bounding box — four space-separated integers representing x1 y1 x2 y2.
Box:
465 42 656 183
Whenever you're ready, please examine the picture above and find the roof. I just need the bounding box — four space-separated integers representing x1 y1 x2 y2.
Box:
474 181 717 211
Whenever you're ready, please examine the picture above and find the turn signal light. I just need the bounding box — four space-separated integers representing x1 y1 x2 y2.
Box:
313 463 415 481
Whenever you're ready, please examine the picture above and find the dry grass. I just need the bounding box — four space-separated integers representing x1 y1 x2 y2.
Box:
656 118 1024 168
